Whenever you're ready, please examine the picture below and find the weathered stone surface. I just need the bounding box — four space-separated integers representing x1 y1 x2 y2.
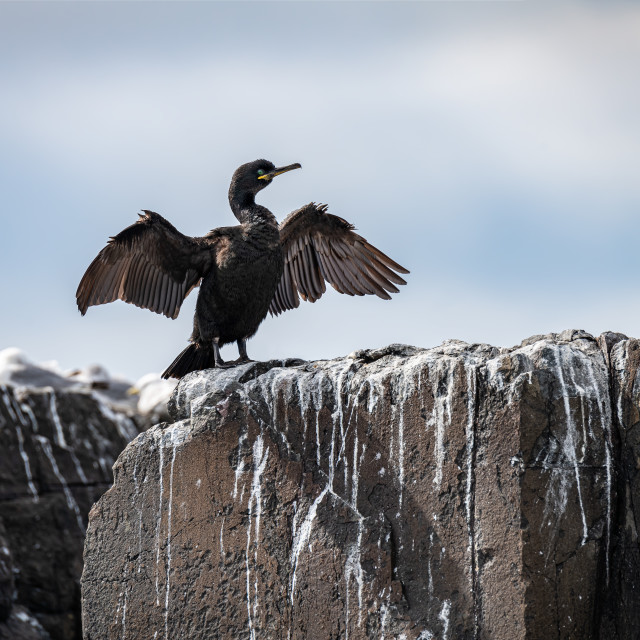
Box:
82 333 640 639
0 384 138 640
597 337 640 638
0 348 177 432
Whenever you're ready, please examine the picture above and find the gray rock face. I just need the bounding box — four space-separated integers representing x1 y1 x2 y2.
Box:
82 332 640 639
0 384 138 640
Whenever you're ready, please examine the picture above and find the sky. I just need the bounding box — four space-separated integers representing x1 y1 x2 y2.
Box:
1 1 639 382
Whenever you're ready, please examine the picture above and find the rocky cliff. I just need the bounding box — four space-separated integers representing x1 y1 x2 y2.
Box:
0 382 139 640
82 331 640 639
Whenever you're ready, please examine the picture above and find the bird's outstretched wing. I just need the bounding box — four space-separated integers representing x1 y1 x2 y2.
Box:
76 210 213 319
270 203 409 316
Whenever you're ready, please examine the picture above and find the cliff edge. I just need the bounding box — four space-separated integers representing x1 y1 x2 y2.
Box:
81 331 640 639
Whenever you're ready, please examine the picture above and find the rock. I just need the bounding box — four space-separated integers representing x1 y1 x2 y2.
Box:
598 338 640 637
0 522 15 621
0 606 50 640
0 348 140 417
0 383 139 640
81 332 640 639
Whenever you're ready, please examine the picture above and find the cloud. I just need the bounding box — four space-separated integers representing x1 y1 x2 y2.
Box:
3 3 638 224
1 2 639 379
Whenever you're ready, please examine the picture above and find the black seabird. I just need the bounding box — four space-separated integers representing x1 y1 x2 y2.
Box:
76 160 409 378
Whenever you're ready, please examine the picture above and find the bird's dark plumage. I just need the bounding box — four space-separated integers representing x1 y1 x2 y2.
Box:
76 211 209 319
271 203 409 315
76 159 409 379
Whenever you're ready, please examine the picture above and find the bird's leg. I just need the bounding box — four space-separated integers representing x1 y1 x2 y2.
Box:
236 338 253 363
213 338 232 368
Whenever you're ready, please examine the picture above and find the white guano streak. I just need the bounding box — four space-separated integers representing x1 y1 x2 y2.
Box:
48 391 67 448
1 386 19 423
69 448 88 484
119 557 130 639
337 365 350 489
1 389 39 502
554 346 588 545
16 423 39 502
291 371 320 463
133 448 144 574
433 359 455 489
290 486 329 605
585 356 614 584
396 370 408 511
439 600 451 639
97 401 138 442
164 440 177 640
344 517 365 635
36 435 84 532
232 430 248 499
612 344 628 581
297 378 309 442
329 364 351 490
20 400 38 432
315 411 321 467
246 435 269 640
464 364 476 573
351 436 367 511
44 391 88 484
47 391 89 484
155 441 165 606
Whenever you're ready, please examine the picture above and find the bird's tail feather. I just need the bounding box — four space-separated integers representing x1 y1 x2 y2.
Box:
162 343 215 380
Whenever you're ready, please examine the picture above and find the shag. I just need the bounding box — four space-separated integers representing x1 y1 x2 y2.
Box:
76 160 409 379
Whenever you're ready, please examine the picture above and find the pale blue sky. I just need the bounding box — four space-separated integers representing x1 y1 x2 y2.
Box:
1 2 639 381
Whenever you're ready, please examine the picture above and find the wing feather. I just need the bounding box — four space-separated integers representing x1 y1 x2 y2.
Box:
298 243 313 299
170 276 184 317
329 252 362 295
305 243 325 301
123 254 144 304
340 247 384 295
315 250 343 293
270 203 408 316
361 241 409 274
283 261 299 309
167 278 178 319
77 210 213 318
337 253 371 295
142 264 154 308
350 247 400 294
152 268 162 310
159 273 170 314
97 262 120 304
318 253 346 294
140 263 153 307
149 271 162 309
291 250 306 298
340 254 383 296
114 258 129 300
356 243 407 286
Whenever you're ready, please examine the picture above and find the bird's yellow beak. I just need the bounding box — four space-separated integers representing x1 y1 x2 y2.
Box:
258 163 302 180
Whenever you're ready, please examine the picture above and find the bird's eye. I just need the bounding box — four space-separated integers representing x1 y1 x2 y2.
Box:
257 169 265 176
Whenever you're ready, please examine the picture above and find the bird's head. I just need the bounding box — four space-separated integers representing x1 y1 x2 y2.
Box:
229 159 302 199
